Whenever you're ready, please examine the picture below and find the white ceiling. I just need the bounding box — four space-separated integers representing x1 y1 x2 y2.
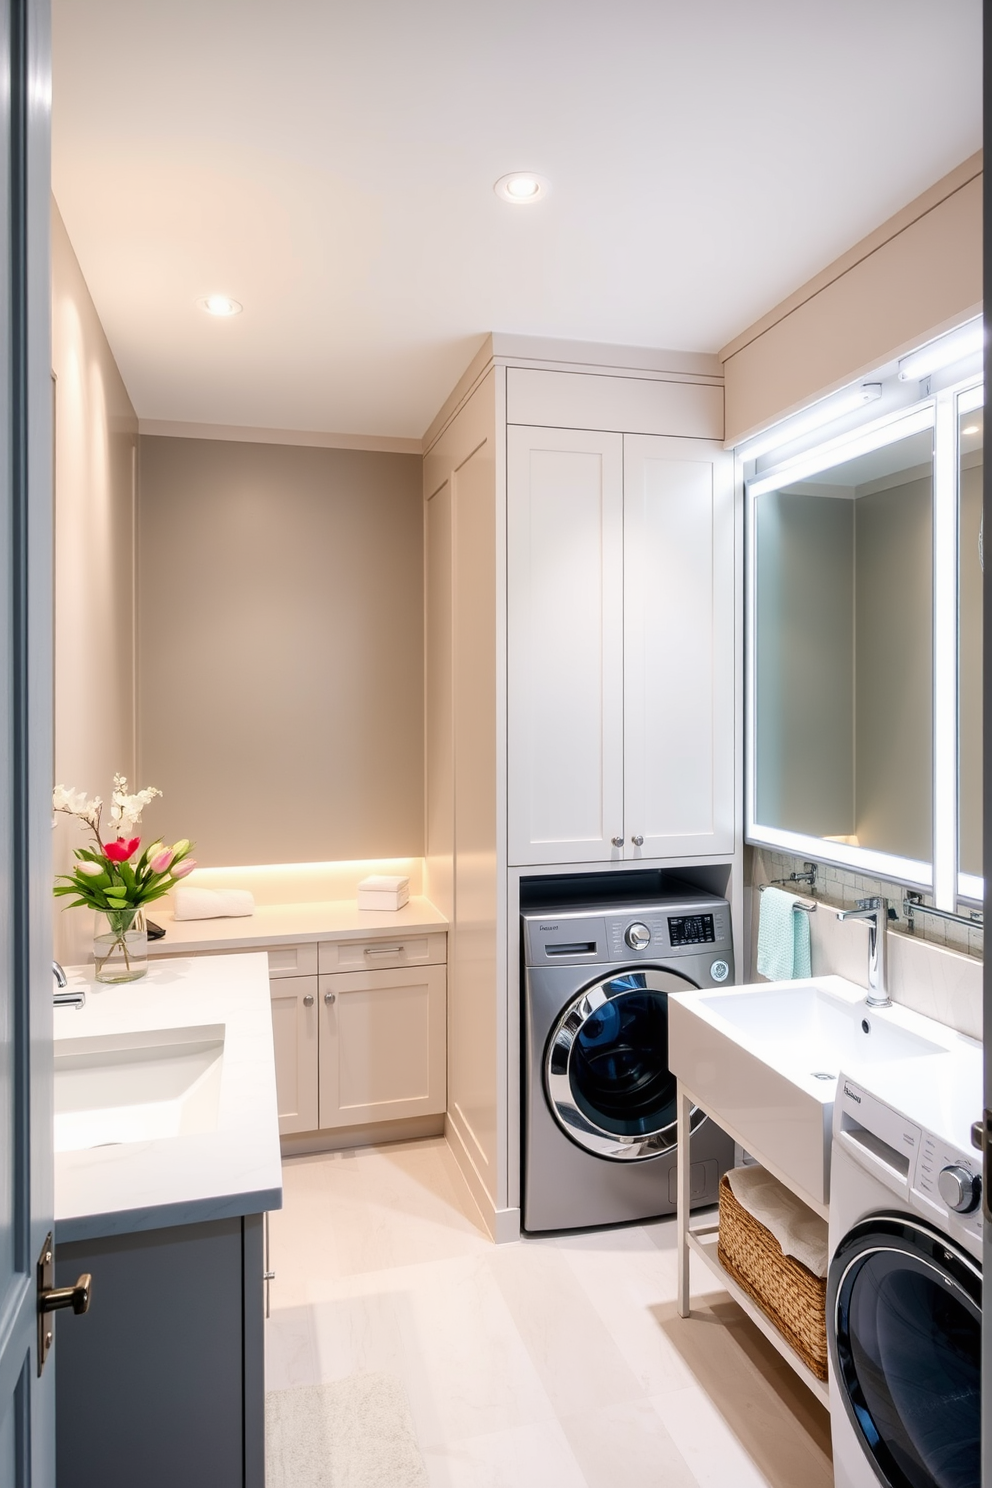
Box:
52 0 982 441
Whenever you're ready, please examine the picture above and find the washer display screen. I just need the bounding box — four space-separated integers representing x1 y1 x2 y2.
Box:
668 913 715 947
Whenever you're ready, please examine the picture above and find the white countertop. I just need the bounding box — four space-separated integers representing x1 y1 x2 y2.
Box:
144 895 448 954
54 953 283 1243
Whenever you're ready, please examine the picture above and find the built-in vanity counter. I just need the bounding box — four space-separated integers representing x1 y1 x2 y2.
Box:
146 897 449 1149
54 953 281 1488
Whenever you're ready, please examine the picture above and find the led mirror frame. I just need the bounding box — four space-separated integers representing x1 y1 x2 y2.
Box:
744 382 984 908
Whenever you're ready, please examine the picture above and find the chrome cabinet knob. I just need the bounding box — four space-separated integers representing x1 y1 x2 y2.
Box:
630 835 644 847
625 922 651 950
610 836 624 848
324 991 336 1006
303 994 314 1007
938 1164 981 1213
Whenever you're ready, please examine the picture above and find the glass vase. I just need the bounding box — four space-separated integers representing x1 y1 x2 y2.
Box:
93 908 148 983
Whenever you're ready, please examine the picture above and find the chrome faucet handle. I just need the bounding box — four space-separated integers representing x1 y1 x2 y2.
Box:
52 960 67 988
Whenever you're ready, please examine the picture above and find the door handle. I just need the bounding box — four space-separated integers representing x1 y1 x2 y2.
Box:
324 992 336 1005
630 835 644 847
303 994 314 1007
37 1230 91 1375
610 836 624 848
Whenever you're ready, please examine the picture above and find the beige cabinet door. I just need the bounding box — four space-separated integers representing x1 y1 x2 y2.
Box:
507 425 625 865
318 965 446 1128
622 435 737 859
269 975 319 1135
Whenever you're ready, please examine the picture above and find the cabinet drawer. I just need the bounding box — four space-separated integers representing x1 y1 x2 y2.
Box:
318 932 446 973
266 943 318 978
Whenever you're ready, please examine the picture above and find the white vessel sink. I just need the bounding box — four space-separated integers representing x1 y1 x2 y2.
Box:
54 1024 225 1152
669 975 961 1212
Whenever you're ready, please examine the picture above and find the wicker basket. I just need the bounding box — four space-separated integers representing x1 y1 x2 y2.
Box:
717 1172 828 1380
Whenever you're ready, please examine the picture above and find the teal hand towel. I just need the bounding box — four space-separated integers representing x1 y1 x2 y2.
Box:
756 886 811 980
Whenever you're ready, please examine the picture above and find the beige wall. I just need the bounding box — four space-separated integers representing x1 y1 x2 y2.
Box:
137 435 424 866
52 203 139 964
722 154 982 444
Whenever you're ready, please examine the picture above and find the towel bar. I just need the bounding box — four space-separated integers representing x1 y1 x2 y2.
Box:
758 885 817 913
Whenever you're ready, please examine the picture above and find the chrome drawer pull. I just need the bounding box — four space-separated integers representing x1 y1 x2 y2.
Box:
364 944 404 956
324 992 336 1005
303 994 314 1007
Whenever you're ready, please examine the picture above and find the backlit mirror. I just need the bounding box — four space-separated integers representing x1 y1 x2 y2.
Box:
750 422 934 879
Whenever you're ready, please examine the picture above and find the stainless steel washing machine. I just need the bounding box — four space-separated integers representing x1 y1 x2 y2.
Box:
522 888 735 1233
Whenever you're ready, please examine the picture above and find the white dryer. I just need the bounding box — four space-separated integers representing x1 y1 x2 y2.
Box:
827 1063 983 1488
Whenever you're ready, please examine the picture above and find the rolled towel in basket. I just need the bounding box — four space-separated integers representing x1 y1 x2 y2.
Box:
726 1164 827 1277
172 886 255 921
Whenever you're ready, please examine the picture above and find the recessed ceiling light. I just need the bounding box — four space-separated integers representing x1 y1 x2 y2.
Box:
198 294 243 317
494 172 549 205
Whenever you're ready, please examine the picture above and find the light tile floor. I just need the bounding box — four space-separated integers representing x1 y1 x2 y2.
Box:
265 1138 833 1488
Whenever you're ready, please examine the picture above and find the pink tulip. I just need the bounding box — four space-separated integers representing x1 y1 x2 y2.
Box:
77 861 105 877
149 847 174 874
170 858 197 879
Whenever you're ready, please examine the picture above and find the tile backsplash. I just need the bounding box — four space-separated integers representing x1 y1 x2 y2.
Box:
748 845 983 1041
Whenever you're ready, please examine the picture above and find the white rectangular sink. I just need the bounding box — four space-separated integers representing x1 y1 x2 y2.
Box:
699 985 944 1072
668 975 960 1212
54 1025 225 1152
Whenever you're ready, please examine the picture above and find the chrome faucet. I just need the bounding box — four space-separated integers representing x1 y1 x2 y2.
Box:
837 897 891 1008
52 961 85 1010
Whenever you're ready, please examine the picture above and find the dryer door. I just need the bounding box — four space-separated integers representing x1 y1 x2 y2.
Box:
828 1214 981 1488
544 967 706 1161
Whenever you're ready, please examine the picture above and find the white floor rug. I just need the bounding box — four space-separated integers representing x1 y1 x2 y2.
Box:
265 1374 430 1488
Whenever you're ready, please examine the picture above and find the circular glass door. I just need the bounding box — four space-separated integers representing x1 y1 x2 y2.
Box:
828 1215 981 1488
544 968 706 1161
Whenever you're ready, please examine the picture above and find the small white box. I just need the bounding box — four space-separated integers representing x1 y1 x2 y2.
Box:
357 875 410 912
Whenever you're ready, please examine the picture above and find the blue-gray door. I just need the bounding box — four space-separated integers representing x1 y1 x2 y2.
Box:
0 0 54 1481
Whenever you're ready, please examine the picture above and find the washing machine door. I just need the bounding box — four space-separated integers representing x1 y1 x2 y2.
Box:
544 967 705 1161
828 1214 981 1488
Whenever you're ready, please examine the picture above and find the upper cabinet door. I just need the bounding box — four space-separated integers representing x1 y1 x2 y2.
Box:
507 427 625 865
623 435 736 858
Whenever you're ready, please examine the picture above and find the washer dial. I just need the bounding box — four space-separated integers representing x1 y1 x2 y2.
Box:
938 1165 981 1214
624 922 651 951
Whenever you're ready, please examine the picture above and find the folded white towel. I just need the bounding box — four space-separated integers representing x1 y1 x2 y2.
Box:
172 886 255 921
726 1164 828 1278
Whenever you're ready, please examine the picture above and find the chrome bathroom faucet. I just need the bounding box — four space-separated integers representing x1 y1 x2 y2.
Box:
53 960 85 1010
837 897 891 1008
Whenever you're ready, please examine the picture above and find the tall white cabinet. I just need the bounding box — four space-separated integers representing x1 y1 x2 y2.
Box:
507 428 734 865
423 336 741 1243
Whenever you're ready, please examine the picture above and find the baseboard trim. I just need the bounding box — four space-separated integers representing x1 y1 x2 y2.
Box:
445 1110 507 1241
280 1114 444 1157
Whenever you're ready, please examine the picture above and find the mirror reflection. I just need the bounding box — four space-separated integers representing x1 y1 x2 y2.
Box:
754 428 934 864
959 405 983 880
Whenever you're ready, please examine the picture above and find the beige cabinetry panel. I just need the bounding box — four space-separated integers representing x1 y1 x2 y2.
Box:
507 426 625 865
318 931 446 973
623 435 736 857
506 368 724 440
267 943 318 978
317 966 446 1128
268 974 319 1135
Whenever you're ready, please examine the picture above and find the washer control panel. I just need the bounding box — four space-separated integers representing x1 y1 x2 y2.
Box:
522 894 733 976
